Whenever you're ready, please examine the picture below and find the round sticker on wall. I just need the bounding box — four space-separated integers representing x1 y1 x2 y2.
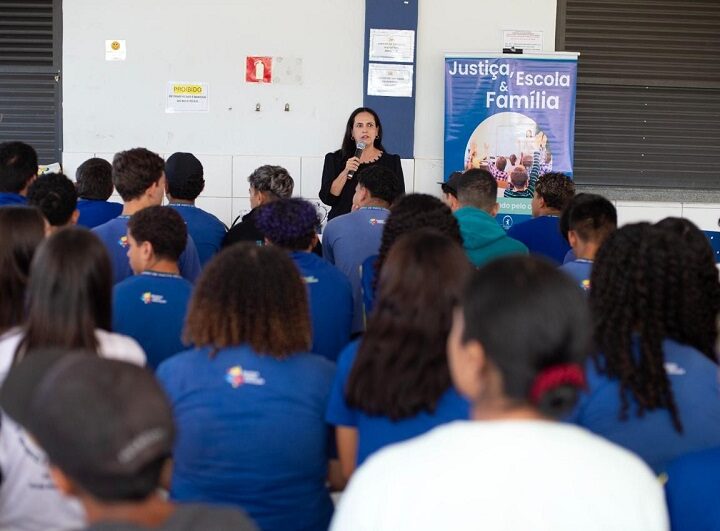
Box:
111 41 121 51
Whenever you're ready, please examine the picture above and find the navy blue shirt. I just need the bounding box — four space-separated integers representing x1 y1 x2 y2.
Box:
93 216 202 285
169 204 226 267
507 215 570 265
568 339 720 473
665 446 720 531
112 271 193 370
76 199 123 229
157 345 335 531
0 193 27 207
290 251 353 362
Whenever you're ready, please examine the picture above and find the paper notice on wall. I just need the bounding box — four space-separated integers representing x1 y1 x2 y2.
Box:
502 30 544 53
367 63 413 98
369 29 415 63
166 82 209 113
273 57 303 85
105 40 126 61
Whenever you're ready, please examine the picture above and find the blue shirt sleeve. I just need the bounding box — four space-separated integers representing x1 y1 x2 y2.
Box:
325 341 360 427
179 235 202 283
322 224 335 264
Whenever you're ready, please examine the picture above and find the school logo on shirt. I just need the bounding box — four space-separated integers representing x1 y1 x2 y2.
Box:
581 279 591 291
225 365 266 388
141 292 167 305
118 235 128 248
369 218 386 226
665 362 686 376
303 275 319 284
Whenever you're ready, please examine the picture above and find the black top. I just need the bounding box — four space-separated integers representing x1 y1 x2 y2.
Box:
319 150 405 220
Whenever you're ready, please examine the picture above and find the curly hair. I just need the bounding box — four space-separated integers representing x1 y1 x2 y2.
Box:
127 206 188 262
247 165 294 200
112 148 165 202
76 158 113 200
535 171 575 210
373 194 462 290
27 173 78 226
0 207 45 335
355 165 402 205
184 243 311 357
254 198 319 251
346 229 473 419
590 223 719 432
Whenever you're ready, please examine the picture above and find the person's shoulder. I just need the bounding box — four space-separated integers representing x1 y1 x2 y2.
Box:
293 350 336 378
92 215 124 234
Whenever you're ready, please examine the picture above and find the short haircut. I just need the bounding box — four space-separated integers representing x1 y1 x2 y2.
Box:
127 206 187 262
461 256 592 418
184 243 311 356
561 193 617 244
0 141 38 193
456 169 497 211
0 352 174 502
112 148 165 202
76 158 113 200
495 156 507 171
247 165 293 200
355 165 401 204
27 173 78 226
510 166 528 188
254 198 319 251
164 152 204 201
535 172 575 210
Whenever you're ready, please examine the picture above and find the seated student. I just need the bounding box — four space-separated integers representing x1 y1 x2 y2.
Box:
222 165 294 247
323 165 401 333
441 168 528 267
165 152 227 266
327 230 471 481
0 141 37 206
332 256 668 531
0 352 257 530
568 223 720 473
113 206 193 370
0 227 145 531
360 193 462 317
558 193 617 291
27 172 79 233
0 207 45 336
75 157 122 228
507 171 575 264
92 148 201 284
157 244 335 531
255 198 353 362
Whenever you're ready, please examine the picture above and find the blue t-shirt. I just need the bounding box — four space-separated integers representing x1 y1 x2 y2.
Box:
507 215 570 265
568 339 720 473
76 199 123 229
157 345 335 531
112 271 193 370
0 193 26 207
326 341 470 466
169 204 227 267
290 251 352 362
92 216 202 285
322 207 389 333
360 254 378 318
559 258 593 291
664 446 720 531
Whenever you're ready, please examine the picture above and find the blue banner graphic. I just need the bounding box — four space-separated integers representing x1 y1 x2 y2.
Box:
444 54 578 229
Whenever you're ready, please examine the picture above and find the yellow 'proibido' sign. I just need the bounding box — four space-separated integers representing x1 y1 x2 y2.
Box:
172 84 204 95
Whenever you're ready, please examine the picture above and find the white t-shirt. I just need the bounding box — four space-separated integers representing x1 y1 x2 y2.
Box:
0 328 146 531
332 420 669 531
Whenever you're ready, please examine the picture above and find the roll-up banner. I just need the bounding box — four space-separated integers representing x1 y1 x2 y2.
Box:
444 53 579 229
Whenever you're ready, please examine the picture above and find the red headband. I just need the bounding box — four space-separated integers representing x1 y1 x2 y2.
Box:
529 364 586 405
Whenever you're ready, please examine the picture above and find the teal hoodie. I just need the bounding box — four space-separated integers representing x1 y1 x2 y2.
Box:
454 206 528 267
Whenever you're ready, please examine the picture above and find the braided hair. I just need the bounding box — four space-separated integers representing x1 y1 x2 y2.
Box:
590 223 719 432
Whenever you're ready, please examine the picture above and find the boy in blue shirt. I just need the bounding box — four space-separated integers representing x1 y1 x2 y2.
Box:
75 157 123 228
0 141 37 206
559 193 617 291
113 206 193 370
92 148 201 284
165 152 227 266
256 198 353 362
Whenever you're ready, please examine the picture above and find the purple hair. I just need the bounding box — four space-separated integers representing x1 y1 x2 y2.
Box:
255 198 320 251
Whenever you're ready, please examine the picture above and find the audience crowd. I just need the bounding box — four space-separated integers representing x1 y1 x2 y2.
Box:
0 137 718 531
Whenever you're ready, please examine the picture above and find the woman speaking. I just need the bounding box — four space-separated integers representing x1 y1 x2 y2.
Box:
319 107 405 220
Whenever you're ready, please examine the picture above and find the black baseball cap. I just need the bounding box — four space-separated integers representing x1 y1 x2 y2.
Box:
0 351 175 500
165 152 204 186
439 171 464 196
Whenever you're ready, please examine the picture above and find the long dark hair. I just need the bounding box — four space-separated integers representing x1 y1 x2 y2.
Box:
346 229 472 419
15 227 113 362
0 207 45 335
340 107 387 159
590 223 719 432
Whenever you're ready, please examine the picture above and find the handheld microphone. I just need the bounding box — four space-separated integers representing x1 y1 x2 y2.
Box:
347 141 366 179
